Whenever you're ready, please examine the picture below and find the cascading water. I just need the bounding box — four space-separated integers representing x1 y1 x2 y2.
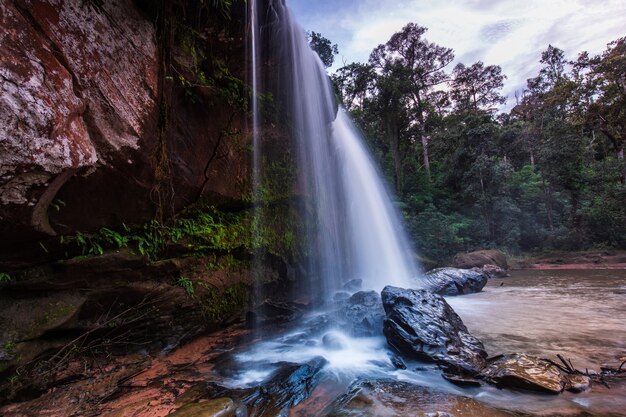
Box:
232 0 422 381
255 0 419 298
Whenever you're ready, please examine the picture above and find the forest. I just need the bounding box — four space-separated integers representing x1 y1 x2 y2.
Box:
314 26 626 263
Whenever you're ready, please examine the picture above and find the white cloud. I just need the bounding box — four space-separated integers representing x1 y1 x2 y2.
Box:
289 0 626 110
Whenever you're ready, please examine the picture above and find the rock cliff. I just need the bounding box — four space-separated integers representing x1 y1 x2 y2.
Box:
0 0 252 267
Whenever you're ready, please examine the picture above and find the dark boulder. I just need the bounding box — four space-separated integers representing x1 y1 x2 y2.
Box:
243 357 328 416
453 250 508 270
479 353 565 394
381 286 487 375
423 267 488 296
336 290 386 337
247 300 306 327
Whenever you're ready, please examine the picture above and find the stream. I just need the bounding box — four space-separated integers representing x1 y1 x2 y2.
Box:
222 269 626 417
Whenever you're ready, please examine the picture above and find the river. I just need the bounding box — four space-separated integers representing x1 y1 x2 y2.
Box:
446 268 626 416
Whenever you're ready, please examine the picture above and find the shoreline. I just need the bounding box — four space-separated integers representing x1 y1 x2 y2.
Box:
516 263 626 270
509 250 626 271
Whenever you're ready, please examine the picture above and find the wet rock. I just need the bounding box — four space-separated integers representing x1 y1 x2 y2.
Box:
454 250 508 270
326 379 524 417
333 292 351 303
248 300 306 326
342 279 363 292
322 332 345 350
472 264 509 278
442 372 482 387
169 398 237 417
479 353 564 394
564 374 592 393
381 286 487 374
424 267 488 296
336 291 385 337
387 352 407 370
244 357 328 417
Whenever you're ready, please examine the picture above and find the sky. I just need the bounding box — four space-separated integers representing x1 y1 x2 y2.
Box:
288 0 626 110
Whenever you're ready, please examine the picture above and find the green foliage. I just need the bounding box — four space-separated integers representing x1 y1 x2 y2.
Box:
307 31 339 68
3 341 16 354
337 25 626 258
406 206 469 262
0 272 12 283
177 276 195 297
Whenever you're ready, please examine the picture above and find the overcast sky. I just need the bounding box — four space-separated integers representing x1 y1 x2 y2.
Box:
289 0 626 110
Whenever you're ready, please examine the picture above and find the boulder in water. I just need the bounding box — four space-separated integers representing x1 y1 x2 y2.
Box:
245 357 328 416
472 264 509 278
424 267 488 296
479 353 565 394
381 286 487 374
325 379 525 417
337 290 386 337
453 250 508 270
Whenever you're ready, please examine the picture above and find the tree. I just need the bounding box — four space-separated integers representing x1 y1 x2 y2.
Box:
369 23 454 183
585 37 626 184
307 31 339 68
450 61 506 112
332 63 376 111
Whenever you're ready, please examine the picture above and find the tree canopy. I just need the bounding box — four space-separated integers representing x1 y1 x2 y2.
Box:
329 26 626 262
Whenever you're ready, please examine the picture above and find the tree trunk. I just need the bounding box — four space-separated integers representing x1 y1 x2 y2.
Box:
542 177 554 232
388 123 402 193
619 139 625 185
570 192 582 249
421 134 431 178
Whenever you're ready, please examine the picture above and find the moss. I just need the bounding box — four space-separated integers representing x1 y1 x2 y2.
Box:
29 301 75 336
197 283 249 322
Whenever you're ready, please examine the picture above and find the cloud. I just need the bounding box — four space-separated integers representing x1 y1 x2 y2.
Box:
479 19 520 42
288 0 626 110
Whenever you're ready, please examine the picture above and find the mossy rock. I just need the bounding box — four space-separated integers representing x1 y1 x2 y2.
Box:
169 398 236 417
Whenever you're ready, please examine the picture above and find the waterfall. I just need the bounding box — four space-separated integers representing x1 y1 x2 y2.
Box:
250 0 419 297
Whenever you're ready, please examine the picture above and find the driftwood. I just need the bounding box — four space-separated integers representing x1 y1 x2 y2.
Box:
543 354 626 388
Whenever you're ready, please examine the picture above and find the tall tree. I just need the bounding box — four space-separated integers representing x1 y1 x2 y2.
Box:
450 61 506 112
369 23 454 183
332 62 376 111
585 37 626 184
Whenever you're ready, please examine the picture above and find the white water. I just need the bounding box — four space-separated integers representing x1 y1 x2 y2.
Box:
259 0 418 296
234 5 626 416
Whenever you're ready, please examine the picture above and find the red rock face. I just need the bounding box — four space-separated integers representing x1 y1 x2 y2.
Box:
0 0 159 234
0 0 253 264
0 0 97 204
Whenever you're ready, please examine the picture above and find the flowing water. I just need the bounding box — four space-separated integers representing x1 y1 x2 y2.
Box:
243 1 626 416
252 0 418 297
224 269 626 416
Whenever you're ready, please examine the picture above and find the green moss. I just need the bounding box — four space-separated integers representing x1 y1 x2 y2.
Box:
197 283 249 322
